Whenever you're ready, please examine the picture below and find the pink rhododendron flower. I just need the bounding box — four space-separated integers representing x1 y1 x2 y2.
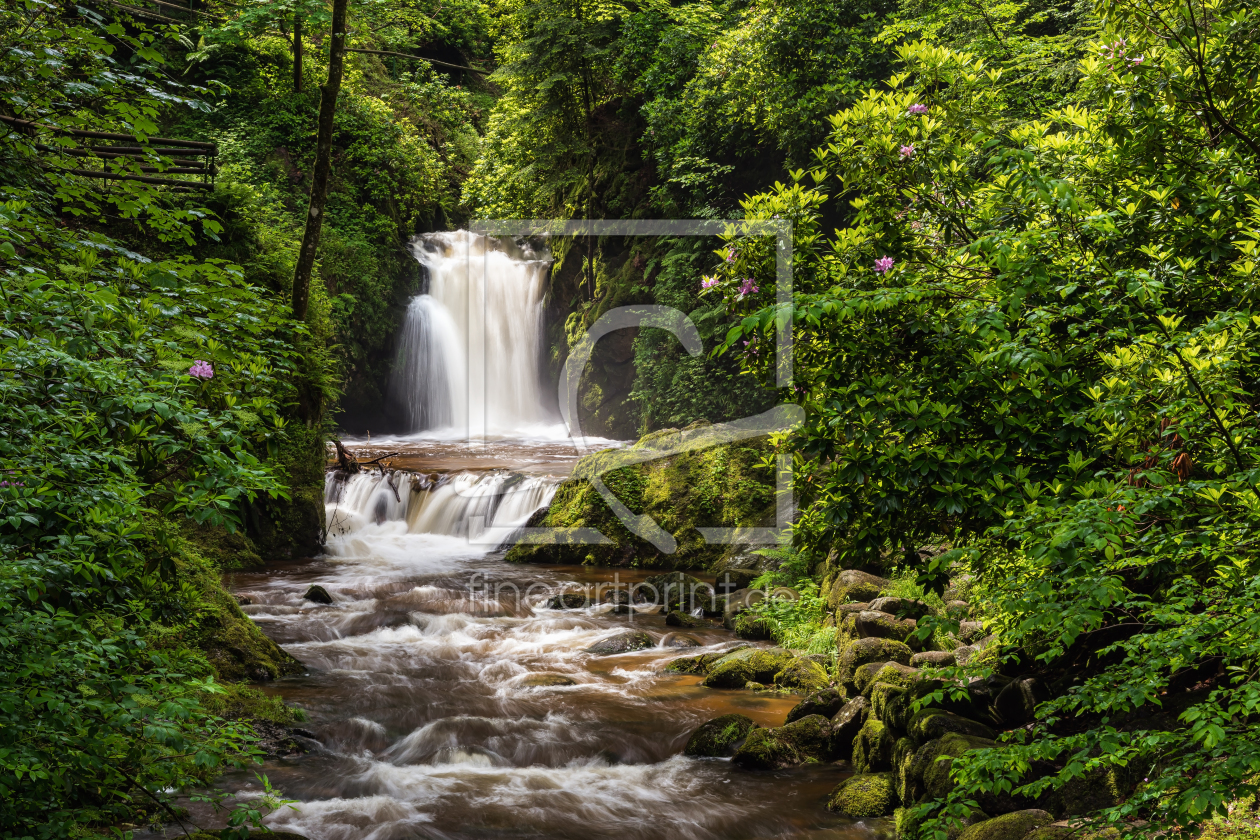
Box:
899 144 915 159
189 360 214 379
874 256 895 274
700 275 719 290
907 104 928 115
738 277 759 296
725 248 737 263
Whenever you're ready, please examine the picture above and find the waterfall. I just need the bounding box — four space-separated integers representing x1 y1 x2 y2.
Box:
389 231 552 437
324 470 557 547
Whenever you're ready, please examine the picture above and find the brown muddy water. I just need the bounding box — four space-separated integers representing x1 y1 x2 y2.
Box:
148 438 881 840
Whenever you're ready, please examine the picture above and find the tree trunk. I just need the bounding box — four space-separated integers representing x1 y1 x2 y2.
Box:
291 0 348 322
293 14 303 93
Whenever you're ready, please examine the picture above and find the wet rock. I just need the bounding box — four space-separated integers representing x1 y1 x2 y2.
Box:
303 585 333 604
684 713 758 757
250 720 313 759
958 811 1053 840
909 708 997 745
715 569 759 595
702 647 794 688
911 650 956 668
854 610 918 645
665 610 707 628
731 714 831 769
585 630 654 655
852 716 896 773
773 656 831 692
660 632 702 648
235 594 253 606
838 637 912 691
870 596 932 620
664 645 747 674
602 588 631 605
827 696 869 760
994 678 1044 726
827 772 897 818
643 572 716 613
520 672 577 687
786 687 846 723
828 569 891 608
547 591 590 609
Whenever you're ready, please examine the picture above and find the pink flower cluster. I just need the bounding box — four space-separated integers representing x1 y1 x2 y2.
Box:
0 481 25 488
700 275 719 290
1101 38 1143 66
725 248 737 263
907 104 928 115
738 278 759 297
874 256 895 274
899 144 915 159
189 360 215 379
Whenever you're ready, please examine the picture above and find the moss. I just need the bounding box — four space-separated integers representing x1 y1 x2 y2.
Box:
910 732 997 800
827 772 898 818
774 656 832 692
957 811 1053 840
665 610 708 628
853 716 897 773
731 714 831 769
664 646 747 674
684 713 758 757
1052 764 1133 817
201 682 303 724
702 647 794 688
506 435 775 568
839 637 913 690
828 569 891 608
909 708 996 745
870 682 911 731
787 687 847 723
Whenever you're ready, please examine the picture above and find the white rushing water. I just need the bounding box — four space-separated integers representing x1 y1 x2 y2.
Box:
389 231 553 438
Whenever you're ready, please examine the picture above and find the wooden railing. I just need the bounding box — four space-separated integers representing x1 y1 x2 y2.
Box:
0 114 217 190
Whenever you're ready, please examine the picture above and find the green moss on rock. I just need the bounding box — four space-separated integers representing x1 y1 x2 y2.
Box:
702 647 793 688
787 687 847 723
731 714 831 769
910 732 997 800
684 713 758 757
852 716 897 773
774 656 831 692
828 570 891 608
828 772 898 817
909 708 997 745
839 637 912 691
957 811 1053 840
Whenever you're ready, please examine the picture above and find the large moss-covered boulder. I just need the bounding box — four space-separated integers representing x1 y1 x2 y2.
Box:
787 687 847 723
854 610 919 645
585 630 654 655
909 708 997 745
702 646 793 688
910 732 997 799
684 713 758 757
852 716 897 773
664 645 748 674
1051 765 1133 817
729 610 775 640
896 805 990 840
827 696 869 760
828 570 891 608
957 810 1053 840
912 650 957 668
839 637 912 690
731 714 831 769
827 772 898 817
870 683 913 731
774 656 831 692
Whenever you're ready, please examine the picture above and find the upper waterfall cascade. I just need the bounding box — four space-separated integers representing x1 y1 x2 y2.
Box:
389 231 553 437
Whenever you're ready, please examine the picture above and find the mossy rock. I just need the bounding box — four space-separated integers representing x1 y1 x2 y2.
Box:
730 610 775 640
787 687 847 723
839 637 912 691
1025 828 1073 840
585 630 654 655
827 696 869 760
702 647 793 688
870 596 933 620
896 806 990 840
547 591 591 609
684 713 758 757
854 611 918 646
869 682 912 731
912 650 957 669
852 716 897 773
665 610 707 628
774 656 831 692
715 568 759 594
660 632 702 648
303 584 333 604
828 570 891 608
645 572 716 612
911 732 997 800
731 714 831 769
827 772 898 818
957 810 1053 840
909 708 997 745
664 646 747 674
1051 764 1133 817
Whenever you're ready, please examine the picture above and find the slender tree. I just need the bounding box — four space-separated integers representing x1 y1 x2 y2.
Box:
292 0 349 321
293 12 303 92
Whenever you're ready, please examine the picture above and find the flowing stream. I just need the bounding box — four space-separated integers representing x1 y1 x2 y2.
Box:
168 233 873 839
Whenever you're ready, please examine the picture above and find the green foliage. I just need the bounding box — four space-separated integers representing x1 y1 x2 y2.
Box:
713 0 1260 833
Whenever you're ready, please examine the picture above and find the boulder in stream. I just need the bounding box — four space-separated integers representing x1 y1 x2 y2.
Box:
772 656 831 692
730 714 830 769
585 630 654 655
303 584 333 604
520 672 578 687
547 591 590 609
827 696 869 760
786 687 846 723
827 772 897 818
665 610 707 628
683 713 758 757
702 647 794 688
